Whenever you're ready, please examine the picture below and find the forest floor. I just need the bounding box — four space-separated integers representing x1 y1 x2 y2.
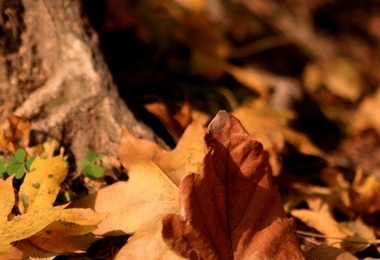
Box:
2 0 380 259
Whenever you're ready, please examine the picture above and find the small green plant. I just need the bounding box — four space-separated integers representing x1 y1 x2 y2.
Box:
0 148 37 179
80 150 105 179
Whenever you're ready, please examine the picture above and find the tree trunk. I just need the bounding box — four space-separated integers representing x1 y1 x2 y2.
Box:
0 0 168 168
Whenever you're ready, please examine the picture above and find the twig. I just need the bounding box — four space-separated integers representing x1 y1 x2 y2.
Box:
228 35 292 58
234 0 337 59
297 230 380 245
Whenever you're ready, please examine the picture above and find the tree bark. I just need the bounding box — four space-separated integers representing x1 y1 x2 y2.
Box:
0 0 167 167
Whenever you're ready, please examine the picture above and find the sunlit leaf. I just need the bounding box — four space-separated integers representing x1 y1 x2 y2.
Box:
14 148 26 162
18 155 68 213
29 208 106 254
0 205 66 250
83 164 105 179
163 111 304 259
6 163 24 179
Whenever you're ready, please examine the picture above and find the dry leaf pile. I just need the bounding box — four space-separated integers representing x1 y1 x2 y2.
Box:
3 103 380 259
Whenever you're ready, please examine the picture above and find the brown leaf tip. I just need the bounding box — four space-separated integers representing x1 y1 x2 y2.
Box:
207 110 232 134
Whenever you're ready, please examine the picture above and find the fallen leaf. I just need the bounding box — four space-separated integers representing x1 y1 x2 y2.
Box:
0 127 15 153
0 176 66 251
58 208 107 232
118 115 207 186
291 209 354 249
303 55 363 102
233 99 327 175
18 155 68 213
173 0 205 13
349 169 380 214
6 115 31 148
0 244 25 260
1 240 57 259
15 154 103 254
352 87 380 133
29 208 105 254
26 138 60 159
0 176 15 224
340 220 375 252
145 101 193 141
225 64 269 98
0 159 69 257
304 244 358 260
0 205 66 250
71 160 182 259
162 111 304 259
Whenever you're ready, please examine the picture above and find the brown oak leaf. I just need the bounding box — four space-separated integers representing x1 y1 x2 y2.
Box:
162 111 304 260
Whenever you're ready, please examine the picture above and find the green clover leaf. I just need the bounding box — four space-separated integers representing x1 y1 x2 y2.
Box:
4 148 37 179
80 150 105 179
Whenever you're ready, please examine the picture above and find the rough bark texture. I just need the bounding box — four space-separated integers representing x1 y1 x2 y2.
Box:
0 0 167 167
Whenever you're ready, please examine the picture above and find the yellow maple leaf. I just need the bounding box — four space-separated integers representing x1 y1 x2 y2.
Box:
0 162 68 254
18 155 68 213
118 115 208 186
71 115 208 259
71 161 181 259
0 205 66 249
16 154 106 254
29 208 106 254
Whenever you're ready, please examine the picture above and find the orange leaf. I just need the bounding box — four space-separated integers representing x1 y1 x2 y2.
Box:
350 170 380 214
162 111 304 259
233 99 327 175
145 101 193 141
29 208 105 254
7 115 31 148
0 128 15 153
118 115 207 186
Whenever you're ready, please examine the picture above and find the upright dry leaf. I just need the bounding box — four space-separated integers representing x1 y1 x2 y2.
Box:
162 111 304 260
18 155 68 213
